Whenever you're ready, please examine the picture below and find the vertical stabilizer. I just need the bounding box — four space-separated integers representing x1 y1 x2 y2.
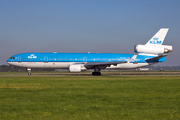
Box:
145 28 169 46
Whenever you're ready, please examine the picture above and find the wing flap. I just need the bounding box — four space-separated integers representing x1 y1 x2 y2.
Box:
84 61 127 67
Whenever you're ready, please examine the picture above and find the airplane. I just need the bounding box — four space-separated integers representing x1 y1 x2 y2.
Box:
7 28 172 76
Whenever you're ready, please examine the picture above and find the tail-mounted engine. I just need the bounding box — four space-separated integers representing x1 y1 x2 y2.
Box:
134 45 172 54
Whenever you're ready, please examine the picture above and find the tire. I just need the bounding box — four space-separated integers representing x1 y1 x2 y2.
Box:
92 72 101 76
97 72 101 76
28 72 31 76
92 72 97 76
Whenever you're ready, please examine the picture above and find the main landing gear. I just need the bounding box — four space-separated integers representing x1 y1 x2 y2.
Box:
27 68 31 76
92 72 101 76
92 67 101 76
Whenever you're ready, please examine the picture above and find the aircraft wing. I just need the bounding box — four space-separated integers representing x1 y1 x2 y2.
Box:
85 61 126 66
84 55 137 69
145 54 168 62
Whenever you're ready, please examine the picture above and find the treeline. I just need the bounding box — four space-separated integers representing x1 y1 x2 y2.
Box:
145 66 180 71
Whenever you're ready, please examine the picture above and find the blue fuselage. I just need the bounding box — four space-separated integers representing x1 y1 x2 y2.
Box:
7 53 165 63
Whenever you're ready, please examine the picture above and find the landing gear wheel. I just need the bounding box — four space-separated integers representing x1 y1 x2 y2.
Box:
97 72 101 76
28 72 31 76
92 72 101 76
27 68 31 76
92 72 96 76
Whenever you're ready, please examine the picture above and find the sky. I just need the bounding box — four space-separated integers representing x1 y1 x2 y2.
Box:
0 0 180 66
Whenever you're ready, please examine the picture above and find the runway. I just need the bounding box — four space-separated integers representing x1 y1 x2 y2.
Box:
1 71 180 77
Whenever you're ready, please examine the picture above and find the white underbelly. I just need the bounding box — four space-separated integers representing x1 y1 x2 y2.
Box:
8 62 155 70
107 63 154 70
7 62 79 69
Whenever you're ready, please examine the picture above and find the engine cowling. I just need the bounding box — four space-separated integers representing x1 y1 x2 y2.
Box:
69 64 87 73
134 44 172 54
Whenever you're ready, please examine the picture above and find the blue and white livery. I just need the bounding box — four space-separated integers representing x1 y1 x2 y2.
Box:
7 28 173 76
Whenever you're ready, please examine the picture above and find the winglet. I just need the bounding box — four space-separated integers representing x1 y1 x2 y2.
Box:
127 55 137 63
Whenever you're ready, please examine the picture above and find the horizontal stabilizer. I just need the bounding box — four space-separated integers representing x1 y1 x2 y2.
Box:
145 54 168 62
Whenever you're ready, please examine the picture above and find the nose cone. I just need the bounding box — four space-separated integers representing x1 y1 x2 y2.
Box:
6 57 15 64
6 60 16 66
6 58 11 63
7 55 17 66
6 59 12 65
6 59 10 62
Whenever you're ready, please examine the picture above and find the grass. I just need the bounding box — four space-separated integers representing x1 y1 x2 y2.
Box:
0 76 180 119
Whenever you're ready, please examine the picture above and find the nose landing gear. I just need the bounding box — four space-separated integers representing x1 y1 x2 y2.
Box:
27 68 31 76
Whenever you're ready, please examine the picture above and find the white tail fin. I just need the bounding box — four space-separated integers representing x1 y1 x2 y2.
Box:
145 28 169 46
135 28 172 55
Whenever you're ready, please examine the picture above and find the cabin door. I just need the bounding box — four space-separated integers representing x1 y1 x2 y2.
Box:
44 56 48 63
18 56 21 62
83 57 87 62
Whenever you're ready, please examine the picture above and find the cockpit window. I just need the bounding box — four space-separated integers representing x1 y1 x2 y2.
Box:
10 57 15 59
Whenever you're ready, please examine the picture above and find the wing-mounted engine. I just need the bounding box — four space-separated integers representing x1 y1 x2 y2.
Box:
134 44 172 54
69 64 87 73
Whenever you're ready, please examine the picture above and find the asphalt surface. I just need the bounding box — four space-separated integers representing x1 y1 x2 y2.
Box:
0 71 180 77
